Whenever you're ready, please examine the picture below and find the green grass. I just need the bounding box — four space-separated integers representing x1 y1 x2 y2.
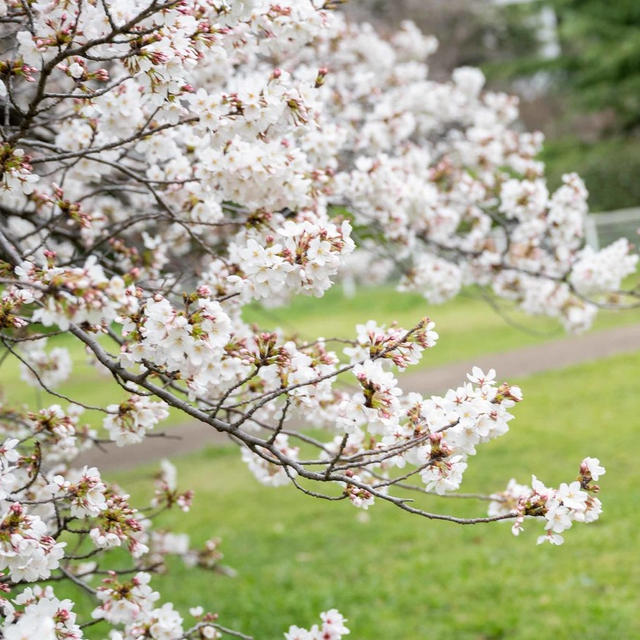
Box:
89 349 640 639
2 285 639 430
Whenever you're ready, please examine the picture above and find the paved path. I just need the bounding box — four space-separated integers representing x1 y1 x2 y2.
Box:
80 323 640 472
399 323 640 394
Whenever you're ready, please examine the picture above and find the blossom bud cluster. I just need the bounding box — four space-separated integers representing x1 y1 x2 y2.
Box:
15 258 138 331
489 457 605 545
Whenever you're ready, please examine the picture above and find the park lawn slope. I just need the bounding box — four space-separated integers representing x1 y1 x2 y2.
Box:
101 349 640 640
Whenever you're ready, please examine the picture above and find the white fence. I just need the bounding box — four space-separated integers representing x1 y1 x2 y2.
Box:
585 207 640 250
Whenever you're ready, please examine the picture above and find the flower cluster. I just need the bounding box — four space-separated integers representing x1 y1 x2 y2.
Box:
1 585 81 640
151 459 193 512
18 338 72 389
0 145 38 199
104 396 169 447
489 457 605 545
285 609 350 640
89 491 149 557
0 504 65 582
229 219 355 304
344 318 438 370
119 294 234 396
241 435 300 487
324 363 523 507
570 238 638 297
49 466 107 518
15 258 138 331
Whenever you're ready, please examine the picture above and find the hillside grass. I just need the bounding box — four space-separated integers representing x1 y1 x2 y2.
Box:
84 349 640 640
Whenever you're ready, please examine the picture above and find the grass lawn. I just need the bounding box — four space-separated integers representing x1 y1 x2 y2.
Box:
84 349 640 640
3 284 638 430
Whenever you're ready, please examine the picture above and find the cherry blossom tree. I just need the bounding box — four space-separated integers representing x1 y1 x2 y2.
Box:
0 0 634 638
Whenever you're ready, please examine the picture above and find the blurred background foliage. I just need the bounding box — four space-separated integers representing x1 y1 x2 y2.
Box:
345 0 640 212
